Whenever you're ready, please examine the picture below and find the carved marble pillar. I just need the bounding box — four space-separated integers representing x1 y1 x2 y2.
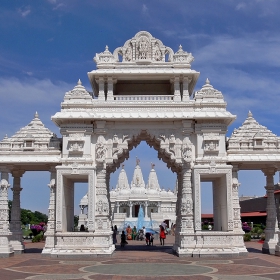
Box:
144 201 148 218
0 170 14 257
106 171 112 221
116 202 120 214
178 166 194 233
42 168 56 254
87 168 96 232
232 165 242 231
107 77 114 101
262 168 278 254
129 202 133 218
182 76 189 102
173 77 181 102
95 166 111 233
173 165 195 255
10 170 25 253
98 77 105 101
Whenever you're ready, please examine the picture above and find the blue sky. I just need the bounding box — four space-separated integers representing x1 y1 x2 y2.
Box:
1 0 280 214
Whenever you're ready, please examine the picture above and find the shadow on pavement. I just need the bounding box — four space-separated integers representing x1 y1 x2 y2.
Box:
24 248 43 254
246 247 262 254
115 244 174 254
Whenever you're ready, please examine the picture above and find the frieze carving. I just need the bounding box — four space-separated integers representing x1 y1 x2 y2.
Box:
96 136 107 163
93 31 197 68
96 200 109 215
181 138 192 163
181 199 193 215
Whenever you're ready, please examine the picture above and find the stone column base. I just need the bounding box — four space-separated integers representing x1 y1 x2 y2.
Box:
262 241 277 255
41 232 115 258
9 240 25 254
0 236 14 258
173 231 248 258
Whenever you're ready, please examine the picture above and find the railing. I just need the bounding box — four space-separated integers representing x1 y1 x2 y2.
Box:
114 95 173 101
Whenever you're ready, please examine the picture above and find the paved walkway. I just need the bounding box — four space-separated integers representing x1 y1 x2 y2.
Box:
1 235 280 280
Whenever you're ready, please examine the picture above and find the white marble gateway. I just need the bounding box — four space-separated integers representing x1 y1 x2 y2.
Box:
1 31 280 258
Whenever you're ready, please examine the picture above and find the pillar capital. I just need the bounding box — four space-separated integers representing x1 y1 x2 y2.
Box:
232 164 240 173
0 167 10 173
262 167 277 177
49 166 57 173
11 170 25 178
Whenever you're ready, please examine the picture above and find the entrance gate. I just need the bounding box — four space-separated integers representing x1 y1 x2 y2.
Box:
1 31 280 258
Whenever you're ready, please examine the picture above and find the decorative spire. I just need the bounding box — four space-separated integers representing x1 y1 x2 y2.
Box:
77 79 82 85
206 78 210 85
122 164 125 169
136 157 140 166
151 162 155 169
34 111 39 118
248 110 253 118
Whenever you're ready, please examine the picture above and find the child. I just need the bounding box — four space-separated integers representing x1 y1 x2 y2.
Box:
120 230 127 247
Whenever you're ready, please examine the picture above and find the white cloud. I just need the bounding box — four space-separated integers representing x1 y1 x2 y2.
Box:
0 77 69 104
53 3 66 10
0 77 74 140
235 2 246 10
193 33 280 67
18 7 31 17
142 4 148 14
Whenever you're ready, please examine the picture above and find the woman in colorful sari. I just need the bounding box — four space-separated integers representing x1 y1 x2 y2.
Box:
126 225 132 240
132 226 137 240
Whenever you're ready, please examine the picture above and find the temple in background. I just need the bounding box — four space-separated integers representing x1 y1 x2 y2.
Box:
79 159 177 230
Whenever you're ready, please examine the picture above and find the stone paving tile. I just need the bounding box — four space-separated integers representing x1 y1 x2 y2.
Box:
12 264 85 274
10 258 61 267
0 268 35 280
210 263 280 275
233 257 280 268
259 273 280 280
3 238 280 279
87 275 212 280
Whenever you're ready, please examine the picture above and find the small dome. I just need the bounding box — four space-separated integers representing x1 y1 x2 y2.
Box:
79 193 88 206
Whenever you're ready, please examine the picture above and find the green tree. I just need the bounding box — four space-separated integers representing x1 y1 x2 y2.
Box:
9 200 48 225
74 215 79 228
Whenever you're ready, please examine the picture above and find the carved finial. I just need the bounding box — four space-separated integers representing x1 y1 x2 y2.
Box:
34 111 39 118
151 162 155 169
248 110 253 118
122 164 125 169
105 45 109 51
136 157 140 166
179 44 182 50
206 78 210 85
4 134 8 139
77 79 82 85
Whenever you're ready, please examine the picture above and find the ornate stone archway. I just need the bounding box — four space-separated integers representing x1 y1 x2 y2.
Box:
4 31 280 258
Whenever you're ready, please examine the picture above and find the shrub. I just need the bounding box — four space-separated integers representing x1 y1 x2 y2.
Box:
32 232 44 243
244 233 251 242
30 222 46 236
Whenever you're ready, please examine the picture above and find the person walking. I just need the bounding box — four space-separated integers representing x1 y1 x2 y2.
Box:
112 225 118 245
159 225 166 246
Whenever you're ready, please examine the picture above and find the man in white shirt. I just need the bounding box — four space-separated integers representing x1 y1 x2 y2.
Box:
161 221 167 230
142 226 146 235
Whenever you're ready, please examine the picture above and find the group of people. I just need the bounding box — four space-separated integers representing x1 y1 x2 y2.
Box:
125 225 138 240
112 220 170 248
